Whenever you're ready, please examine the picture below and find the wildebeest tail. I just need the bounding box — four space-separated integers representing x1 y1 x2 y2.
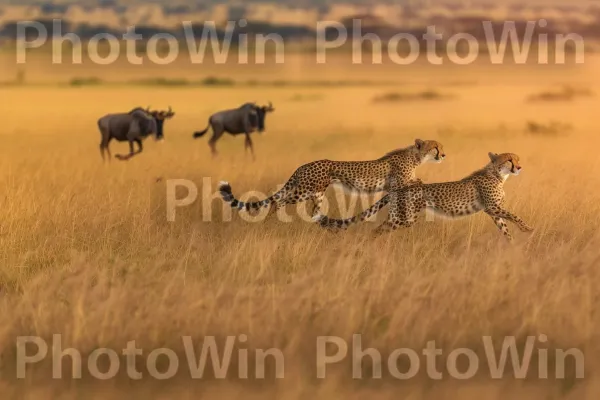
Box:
193 120 211 138
313 195 391 230
219 181 279 212
193 127 209 138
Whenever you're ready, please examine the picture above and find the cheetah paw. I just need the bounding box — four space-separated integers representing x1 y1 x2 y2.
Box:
520 225 534 233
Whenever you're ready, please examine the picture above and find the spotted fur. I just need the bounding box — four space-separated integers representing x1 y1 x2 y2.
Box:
219 139 445 218
314 152 533 241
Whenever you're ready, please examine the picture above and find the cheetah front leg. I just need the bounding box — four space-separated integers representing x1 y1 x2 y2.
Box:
489 216 513 241
485 206 533 233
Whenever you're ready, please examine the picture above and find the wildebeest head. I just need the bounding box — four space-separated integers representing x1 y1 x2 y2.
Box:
147 106 176 141
250 102 275 133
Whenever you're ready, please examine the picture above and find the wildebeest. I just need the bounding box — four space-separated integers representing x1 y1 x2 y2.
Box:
192 102 275 159
97 106 175 161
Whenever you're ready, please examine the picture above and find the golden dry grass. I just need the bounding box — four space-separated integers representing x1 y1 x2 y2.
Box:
1 54 600 399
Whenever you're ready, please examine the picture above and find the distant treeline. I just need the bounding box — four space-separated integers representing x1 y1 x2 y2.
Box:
0 20 315 42
0 17 595 44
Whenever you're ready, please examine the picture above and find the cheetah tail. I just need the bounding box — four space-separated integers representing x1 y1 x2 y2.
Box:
219 181 278 212
312 195 391 230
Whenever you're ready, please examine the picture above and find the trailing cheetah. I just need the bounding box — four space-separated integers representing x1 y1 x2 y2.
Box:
219 139 445 218
314 152 533 241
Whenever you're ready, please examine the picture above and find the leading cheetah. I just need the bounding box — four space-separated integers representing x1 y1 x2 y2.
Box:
218 139 445 218
314 152 533 241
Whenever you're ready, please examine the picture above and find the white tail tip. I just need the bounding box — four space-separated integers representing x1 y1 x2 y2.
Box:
312 214 324 222
219 181 229 187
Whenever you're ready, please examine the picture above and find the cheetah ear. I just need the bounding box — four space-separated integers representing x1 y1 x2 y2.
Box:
488 152 499 162
415 139 425 149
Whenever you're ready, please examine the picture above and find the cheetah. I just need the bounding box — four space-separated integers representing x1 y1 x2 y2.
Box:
313 152 533 241
219 139 446 218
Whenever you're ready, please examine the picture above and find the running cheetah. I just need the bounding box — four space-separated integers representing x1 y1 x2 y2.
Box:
314 152 533 241
219 139 445 218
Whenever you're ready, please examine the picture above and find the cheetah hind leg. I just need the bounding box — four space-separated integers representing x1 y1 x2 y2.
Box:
373 220 397 236
373 212 404 236
309 192 325 218
265 195 287 219
264 187 300 219
373 203 418 237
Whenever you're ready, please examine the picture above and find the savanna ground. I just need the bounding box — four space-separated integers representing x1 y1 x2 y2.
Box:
1 50 599 399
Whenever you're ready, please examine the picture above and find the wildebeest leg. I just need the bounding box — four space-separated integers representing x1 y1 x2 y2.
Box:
100 140 113 162
115 140 138 161
100 142 107 162
99 130 111 162
244 133 255 161
208 127 224 158
105 138 112 161
135 138 143 154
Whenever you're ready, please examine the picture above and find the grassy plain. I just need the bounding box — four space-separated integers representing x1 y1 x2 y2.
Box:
0 52 599 398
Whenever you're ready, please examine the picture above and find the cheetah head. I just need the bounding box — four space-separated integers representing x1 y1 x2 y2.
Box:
488 152 522 178
415 139 446 164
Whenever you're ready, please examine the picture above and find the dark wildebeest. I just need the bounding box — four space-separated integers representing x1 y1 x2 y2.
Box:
192 102 275 159
97 106 175 161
